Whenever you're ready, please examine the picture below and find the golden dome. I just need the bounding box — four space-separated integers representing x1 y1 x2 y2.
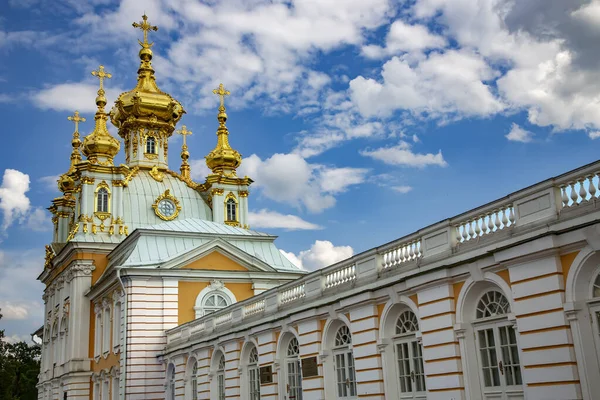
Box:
206 83 242 175
110 14 185 136
82 65 121 165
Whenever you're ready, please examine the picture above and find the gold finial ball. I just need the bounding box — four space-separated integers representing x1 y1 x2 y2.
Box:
139 46 153 61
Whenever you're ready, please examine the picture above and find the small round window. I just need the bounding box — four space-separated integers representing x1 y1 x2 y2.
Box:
158 199 176 218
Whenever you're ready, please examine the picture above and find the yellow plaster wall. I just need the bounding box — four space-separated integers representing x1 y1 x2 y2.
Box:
92 352 121 373
184 251 248 271
496 269 511 286
177 281 255 325
561 251 579 281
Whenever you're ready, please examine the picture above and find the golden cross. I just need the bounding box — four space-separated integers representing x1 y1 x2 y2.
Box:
67 110 86 132
176 125 192 146
212 83 230 108
132 14 158 48
91 65 112 91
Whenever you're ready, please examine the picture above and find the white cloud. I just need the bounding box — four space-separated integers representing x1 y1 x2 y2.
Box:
350 50 504 119
31 83 123 113
39 175 60 192
589 131 600 139
239 153 368 213
392 185 413 193
280 240 354 271
249 209 322 230
360 141 447 168
0 169 31 231
0 301 33 320
0 249 45 339
362 20 447 59
506 123 534 143
189 159 212 181
25 208 53 232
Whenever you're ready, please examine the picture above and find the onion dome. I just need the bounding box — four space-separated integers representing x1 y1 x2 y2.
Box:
205 83 242 175
110 14 184 136
82 65 121 165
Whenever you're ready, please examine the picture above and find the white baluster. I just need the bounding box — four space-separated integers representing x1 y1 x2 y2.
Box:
560 185 569 207
394 248 400 266
501 207 508 228
579 178 588 202
508 206 515 226
492 210 499 231
570 182 578 205
474 217 481 237
466 220 473 240
486 213 494 233
588 175 597 200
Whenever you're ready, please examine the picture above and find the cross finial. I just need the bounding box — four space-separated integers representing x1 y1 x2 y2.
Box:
212 83 230 108
91 65 112 92
67 111 86 132
176 125 192 146
132 14 158 48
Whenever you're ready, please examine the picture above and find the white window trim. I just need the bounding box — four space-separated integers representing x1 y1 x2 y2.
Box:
94 312 102 360
322 319 357 400
194 285 237 318
112 301 121 354
166 363 176 400
102 306 111 357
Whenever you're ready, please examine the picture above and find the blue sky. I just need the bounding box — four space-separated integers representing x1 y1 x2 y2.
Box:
1 0 599 339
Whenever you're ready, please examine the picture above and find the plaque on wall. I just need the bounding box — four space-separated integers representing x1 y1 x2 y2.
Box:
301 356 319 377
259 365 273 384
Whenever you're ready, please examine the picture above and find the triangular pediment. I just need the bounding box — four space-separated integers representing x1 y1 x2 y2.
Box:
159 238 277 272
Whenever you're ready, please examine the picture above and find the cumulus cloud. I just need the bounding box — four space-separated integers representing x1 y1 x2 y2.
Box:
31 83 123 113
239 153 369 213
189 159 212 181
0 169 31 231
0 302 33 320
506 123 534 143
280 240 354 270
249 209 322 230
25 208 53 232
360 141 447 168
362 20 447 59
392 185 413 193
39 175 60 192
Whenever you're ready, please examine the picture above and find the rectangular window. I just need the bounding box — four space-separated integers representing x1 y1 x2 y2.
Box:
102 308 111 354
217 372 225 400
249 366 260 400
287 359 302 400
112 303 121 352
478 328 500 387
112 376 119 400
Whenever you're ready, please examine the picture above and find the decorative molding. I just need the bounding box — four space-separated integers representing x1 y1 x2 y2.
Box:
152 189 182 221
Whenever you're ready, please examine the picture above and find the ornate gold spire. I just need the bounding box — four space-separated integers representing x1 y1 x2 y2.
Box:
205 83 242 175
67 111 85 171
110 14 184 136
176 125 192 180
82 65 120 165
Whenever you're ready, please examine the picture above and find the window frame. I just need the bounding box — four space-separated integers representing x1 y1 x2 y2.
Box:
392 310 426 398
146 136 157 154
332 325 357 399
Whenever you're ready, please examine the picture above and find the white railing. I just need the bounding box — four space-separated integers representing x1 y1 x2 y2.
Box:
165 160 600 347
243 299 265 318
559 173 600 208
324 264 356 289
455 205 515 243
280 283 305 304
382 239 421 269
214 312 232 326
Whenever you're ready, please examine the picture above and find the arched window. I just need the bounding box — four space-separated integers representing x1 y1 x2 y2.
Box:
226 197 237 222
96 188 109 213
217 354 226 400
393 311 425 397
146 136 156 154
285 337 302 400
166 363 176 400
248 347 260 400
593 273 600 298
333 325 356 398
204 293 230 315
191 363 198 400
474 291 522 393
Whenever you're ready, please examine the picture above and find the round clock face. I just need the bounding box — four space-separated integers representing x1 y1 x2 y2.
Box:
157 199 176 218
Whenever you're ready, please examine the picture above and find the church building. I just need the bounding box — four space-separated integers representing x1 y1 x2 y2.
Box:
37 14 600 400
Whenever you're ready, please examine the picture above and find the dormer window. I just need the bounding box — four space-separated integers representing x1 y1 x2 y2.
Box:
96 188 109 213
146 136 156 154
226 196 237 222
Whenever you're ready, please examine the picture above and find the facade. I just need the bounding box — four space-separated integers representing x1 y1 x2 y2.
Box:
164 161 600 400
36 15 304 400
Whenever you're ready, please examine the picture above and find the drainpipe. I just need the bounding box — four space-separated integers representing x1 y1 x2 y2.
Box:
116 267 127 399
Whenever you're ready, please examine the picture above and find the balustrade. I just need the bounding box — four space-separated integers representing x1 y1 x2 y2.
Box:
243 299 265 318
455 205 514 243
559 173 600 208
324 264 356 289
214 312 232 326
280 283 306 304
382 240 421 269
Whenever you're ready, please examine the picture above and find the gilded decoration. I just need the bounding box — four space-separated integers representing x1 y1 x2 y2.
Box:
112 180 124 187
132 131 138 157
152 189 182 221
44 245 55 269
81 176 95 185
122 166 140 187
211 188 224 196
94 181 111 221
144 152 158 160
176 125 192 180
205 83 242 175
82 65 120 165
239 190 249 197
149 165 164 182
66 223 79 242
110 14 185 138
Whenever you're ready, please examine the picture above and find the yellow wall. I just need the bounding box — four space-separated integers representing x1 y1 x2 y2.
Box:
184 251 249 271
178 281 255 325
561 251 579 281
